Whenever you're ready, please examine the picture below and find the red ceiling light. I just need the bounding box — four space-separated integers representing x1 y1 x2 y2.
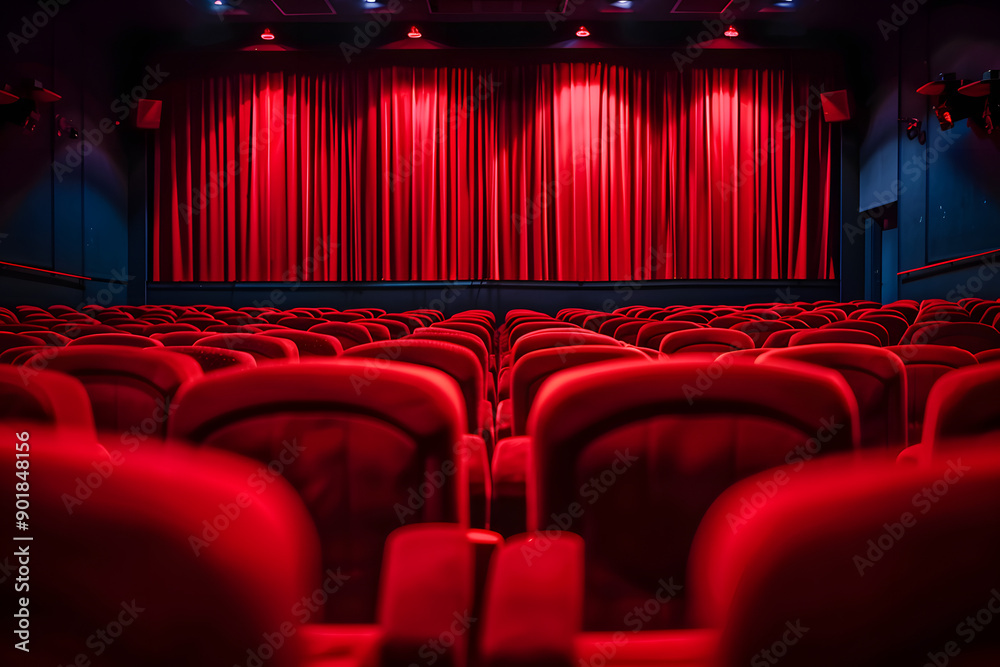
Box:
260 28 275 40
724 24 739 38
407 25 422 38
576 26 590 37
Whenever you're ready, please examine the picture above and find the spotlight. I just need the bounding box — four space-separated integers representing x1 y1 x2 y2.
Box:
260 28 275 40
56 114 79 139
900 117 926 144
214 1 222 5
917 72 976 131
22 110 39 135
576 25 590 37
610 0 632 8
724 25 739 38
407 25 421 38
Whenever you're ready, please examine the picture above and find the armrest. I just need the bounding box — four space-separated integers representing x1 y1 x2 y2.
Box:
461 434 491 529
574 630 719 667
495 399 512 442
480 532 584 667
378 524 476 667
478 399 496 458
896 442 929 466
490 436 532 537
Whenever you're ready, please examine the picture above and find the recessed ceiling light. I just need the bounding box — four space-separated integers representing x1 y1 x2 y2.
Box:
261 28 275 40
576 26 590 37
407 25 422 38
724 24 739 38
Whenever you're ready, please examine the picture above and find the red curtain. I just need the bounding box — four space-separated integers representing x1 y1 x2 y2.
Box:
153 65 835 282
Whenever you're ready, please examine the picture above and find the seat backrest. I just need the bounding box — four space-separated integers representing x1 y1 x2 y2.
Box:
67 333 164 348
342 339 483 433
168 360 466 624
901 321 1000 353
196 333 299 363
789 328 883 347
759 343 906 453
434 320 493 352
23 345 203 448
856 311 909 345
10 431 318 667
611 320 647 345
820 319 890 346
410 327 490 373
529 358 858 630
353 320 393 341
761 329 799 348
149 331 214 346
0 331 46 353
510 346 649 436
307 321 374 349
659 328 755 355
923 361 1000 447
321 312 366 323
635 321 703 350
0 365 95 434
373 317 410 339
729 320 794 348
510 329 615 365
691 449 1000 667
260 330 343 357
885 344 978 446
149 346 258 374
276 316 328 331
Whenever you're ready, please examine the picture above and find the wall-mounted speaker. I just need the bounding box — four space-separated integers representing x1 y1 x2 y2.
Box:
135 99 162 129
820 90 852 122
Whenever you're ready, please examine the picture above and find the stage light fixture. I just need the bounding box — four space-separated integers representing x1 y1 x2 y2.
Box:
22 110 39 135
576 25 590 37
407 25 422 38
917 72 976 131
610 0 632 8
56 115 79 139
958 69 1000 134
900 117 926 144
724 25 739 38
260 28 275 40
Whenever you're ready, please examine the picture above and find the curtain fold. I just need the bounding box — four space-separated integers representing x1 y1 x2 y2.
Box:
153 64 835 282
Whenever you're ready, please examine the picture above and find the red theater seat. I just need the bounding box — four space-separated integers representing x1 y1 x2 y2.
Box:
659 328 755 355
22 346 202 448
168 360 468 623
16 432 319 667
690 449 1000 666
67 333 164 348
635 321 703 350
150 331 214 346
729 320 793 348
0 331 46 353
900 321 1000 353
277 316 328 331
885 345 978 446
509 329 617 367
373 317 410 339
260 330 344 357
923 361 1000 446
789 328 883 347
0 366 95 434
759 344 907 453
524 358 858 630
820 319 890 346
149 346 258 374
196 333 299 364
308 321 374 349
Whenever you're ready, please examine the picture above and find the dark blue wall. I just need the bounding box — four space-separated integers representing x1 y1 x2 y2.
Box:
0 1 141 308
859 0 1000 303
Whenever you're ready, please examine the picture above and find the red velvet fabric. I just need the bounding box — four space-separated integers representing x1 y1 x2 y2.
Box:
153 66 835 281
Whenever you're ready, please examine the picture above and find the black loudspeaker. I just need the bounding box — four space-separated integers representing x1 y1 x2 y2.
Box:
820 90 852 122
135 99 162 129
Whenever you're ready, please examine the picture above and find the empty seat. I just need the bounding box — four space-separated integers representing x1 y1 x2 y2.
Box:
761 329 799 348
168 360 468 623
276 316 328 331
67 333 164 348
196 333 299 364
149 331 214 346
635 321 703 350
885 345 978 446
856 311 909 345
149 346 258 374
308 321 374 349
22 346 202 448
820 319 890 346
0 331 46 353
659 328 754 355
789 328 883 347
729 320 794 348
525 358 858 630
18 431 318 667
923 361 1000 446
259 330 343 357
509 329 618 366
900 321 1000 353
690 449 1000 667
0 365 95 434
759 344 907 453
